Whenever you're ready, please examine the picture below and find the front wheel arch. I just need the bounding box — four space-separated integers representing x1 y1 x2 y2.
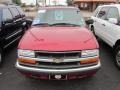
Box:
113 40 120 69
114 45 120 69
114 40 120 50
0 47 4 65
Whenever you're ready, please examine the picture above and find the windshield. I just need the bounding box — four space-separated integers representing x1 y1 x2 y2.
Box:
32 8 86 27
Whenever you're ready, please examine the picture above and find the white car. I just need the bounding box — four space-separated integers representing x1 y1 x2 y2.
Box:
89 4 120 68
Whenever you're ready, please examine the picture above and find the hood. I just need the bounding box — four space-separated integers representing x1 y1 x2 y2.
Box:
19 26 98 51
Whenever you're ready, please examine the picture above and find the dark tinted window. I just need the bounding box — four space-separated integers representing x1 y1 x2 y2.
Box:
3 8 13 21
17 7 25 15
9 7 20 18
97 7 109 20
106 7 119 19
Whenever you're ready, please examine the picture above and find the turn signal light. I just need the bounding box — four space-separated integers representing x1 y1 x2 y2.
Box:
18 57 36 64
80 57 99 64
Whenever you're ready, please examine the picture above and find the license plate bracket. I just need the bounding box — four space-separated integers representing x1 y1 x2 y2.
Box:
49 74 67 80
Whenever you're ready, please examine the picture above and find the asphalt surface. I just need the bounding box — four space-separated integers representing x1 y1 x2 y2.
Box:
0 39 120 90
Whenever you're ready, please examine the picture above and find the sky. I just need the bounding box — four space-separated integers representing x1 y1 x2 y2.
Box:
21 0 67 5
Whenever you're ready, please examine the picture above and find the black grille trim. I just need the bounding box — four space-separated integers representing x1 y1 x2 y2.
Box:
35 51 81 59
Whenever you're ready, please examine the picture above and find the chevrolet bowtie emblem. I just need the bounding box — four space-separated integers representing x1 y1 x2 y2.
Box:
53 58 63 63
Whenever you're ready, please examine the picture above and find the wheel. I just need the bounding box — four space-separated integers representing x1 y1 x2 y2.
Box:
115 46 120 68
0 48 4 65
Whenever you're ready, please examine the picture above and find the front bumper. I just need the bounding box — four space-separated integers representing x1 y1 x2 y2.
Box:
16 61 101 75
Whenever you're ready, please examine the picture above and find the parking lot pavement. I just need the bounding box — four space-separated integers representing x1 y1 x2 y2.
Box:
1 39 120 90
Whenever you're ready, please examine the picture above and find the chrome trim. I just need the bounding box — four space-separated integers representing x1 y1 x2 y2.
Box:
4 36 21 48
5 30 22 40
16 61 101 74
35 51 81 53
18 56 99 63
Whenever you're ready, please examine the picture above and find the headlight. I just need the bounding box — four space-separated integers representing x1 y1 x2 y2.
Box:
81 49 99 58
18 49 35 58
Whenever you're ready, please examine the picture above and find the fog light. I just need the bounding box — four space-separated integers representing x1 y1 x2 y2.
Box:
18 57 36 64
80 57 99 64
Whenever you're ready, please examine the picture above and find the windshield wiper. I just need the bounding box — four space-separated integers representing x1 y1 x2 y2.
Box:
32 23 50 26
50 23 80 26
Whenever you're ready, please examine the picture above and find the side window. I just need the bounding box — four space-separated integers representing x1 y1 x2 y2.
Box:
97 7 109 20
17 7 25 16
106 7 119 19
3 8 13 21
9 8 20 18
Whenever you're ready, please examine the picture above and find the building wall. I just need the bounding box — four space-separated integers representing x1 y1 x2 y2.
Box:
74 0 118 11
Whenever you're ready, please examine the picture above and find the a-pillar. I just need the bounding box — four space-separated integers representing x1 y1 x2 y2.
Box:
92 2 97 11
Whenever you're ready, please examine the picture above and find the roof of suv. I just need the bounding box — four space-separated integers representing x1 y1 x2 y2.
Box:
98 4 120 8
0 3 18 9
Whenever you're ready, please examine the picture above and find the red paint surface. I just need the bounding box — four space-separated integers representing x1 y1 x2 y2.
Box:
18 26 99 51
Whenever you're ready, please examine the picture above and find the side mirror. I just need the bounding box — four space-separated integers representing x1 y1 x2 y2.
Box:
108 18 118 24
98 11 106 17
85 19 94 25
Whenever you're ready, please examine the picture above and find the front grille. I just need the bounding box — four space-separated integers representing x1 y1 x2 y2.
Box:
36 61 80 69
35 51 81 59
32 51 82 69
20 51 98 69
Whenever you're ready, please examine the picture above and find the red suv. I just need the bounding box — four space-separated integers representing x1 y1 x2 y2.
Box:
16 6 101 80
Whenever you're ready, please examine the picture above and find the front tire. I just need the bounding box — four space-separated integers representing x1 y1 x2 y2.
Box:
115 46 120 68
0 48 4 65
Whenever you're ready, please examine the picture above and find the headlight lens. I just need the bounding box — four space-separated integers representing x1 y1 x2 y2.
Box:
81 49 99 58
18 49 35 58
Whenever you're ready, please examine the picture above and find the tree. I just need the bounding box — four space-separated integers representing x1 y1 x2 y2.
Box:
67 0 73 6
12 0 21 5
